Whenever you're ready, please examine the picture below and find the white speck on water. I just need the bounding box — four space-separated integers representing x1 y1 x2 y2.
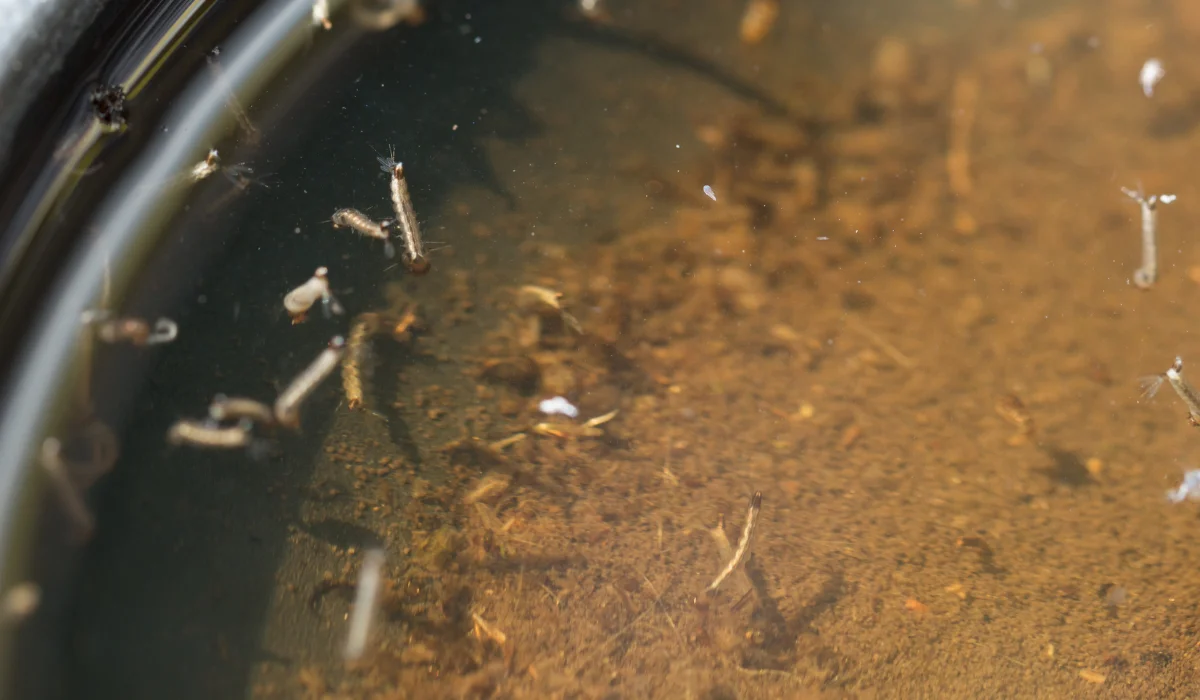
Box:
1167 469 1200 503
1140 58 1164 97
703 185 716 201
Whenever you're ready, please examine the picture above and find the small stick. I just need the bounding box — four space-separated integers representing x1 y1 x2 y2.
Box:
471 612 508 645
344 548 385 662
707 491 762 593
1122 186 1175 289
846 317 915 369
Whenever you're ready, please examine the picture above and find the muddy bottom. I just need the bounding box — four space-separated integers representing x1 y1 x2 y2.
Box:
249 1 1200 697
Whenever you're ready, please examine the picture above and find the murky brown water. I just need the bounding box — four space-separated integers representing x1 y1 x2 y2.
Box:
65 0 1200 697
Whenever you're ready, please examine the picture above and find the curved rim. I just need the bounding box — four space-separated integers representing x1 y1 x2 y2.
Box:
0 0 332 689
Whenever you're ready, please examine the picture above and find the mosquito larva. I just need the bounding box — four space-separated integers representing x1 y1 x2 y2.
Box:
343 314 380 410
1122 186 1175 289
208 394 275 426
707 491 763 594
344 548 386 662
275 336 346 428
167 419 254 448
377 148 430 275
332 208 396 259
1164 357 1200 426
84 312 178 346
284 266 343 323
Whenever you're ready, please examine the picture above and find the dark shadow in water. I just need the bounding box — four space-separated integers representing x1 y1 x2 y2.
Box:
552 17 801 121
375 342 432 469
1038 446 1097 488
1147 92 1200 140
301 517 385 550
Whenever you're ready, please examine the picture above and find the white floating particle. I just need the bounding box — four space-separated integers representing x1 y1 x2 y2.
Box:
703 185 717 201
1167 469 1200 503
538 396 579 418
1140 58 1164 97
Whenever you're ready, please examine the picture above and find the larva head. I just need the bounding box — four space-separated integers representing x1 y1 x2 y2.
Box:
408 258 431 276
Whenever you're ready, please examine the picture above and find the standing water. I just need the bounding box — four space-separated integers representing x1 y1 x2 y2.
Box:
59 0 1200 697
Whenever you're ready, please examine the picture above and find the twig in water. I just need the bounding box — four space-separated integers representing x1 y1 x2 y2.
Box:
846 317 916 369
707 492 762 594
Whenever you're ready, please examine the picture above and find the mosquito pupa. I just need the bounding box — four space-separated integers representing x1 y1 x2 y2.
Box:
332 208 396 259
707 491 762 594
344 548 386 662
284 266 343 323
208 395 276 426
167 418 255 448
313 0 332 29
275 336 346 429
1122 186 1175 289
190 149 221 181
377 148 430 275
